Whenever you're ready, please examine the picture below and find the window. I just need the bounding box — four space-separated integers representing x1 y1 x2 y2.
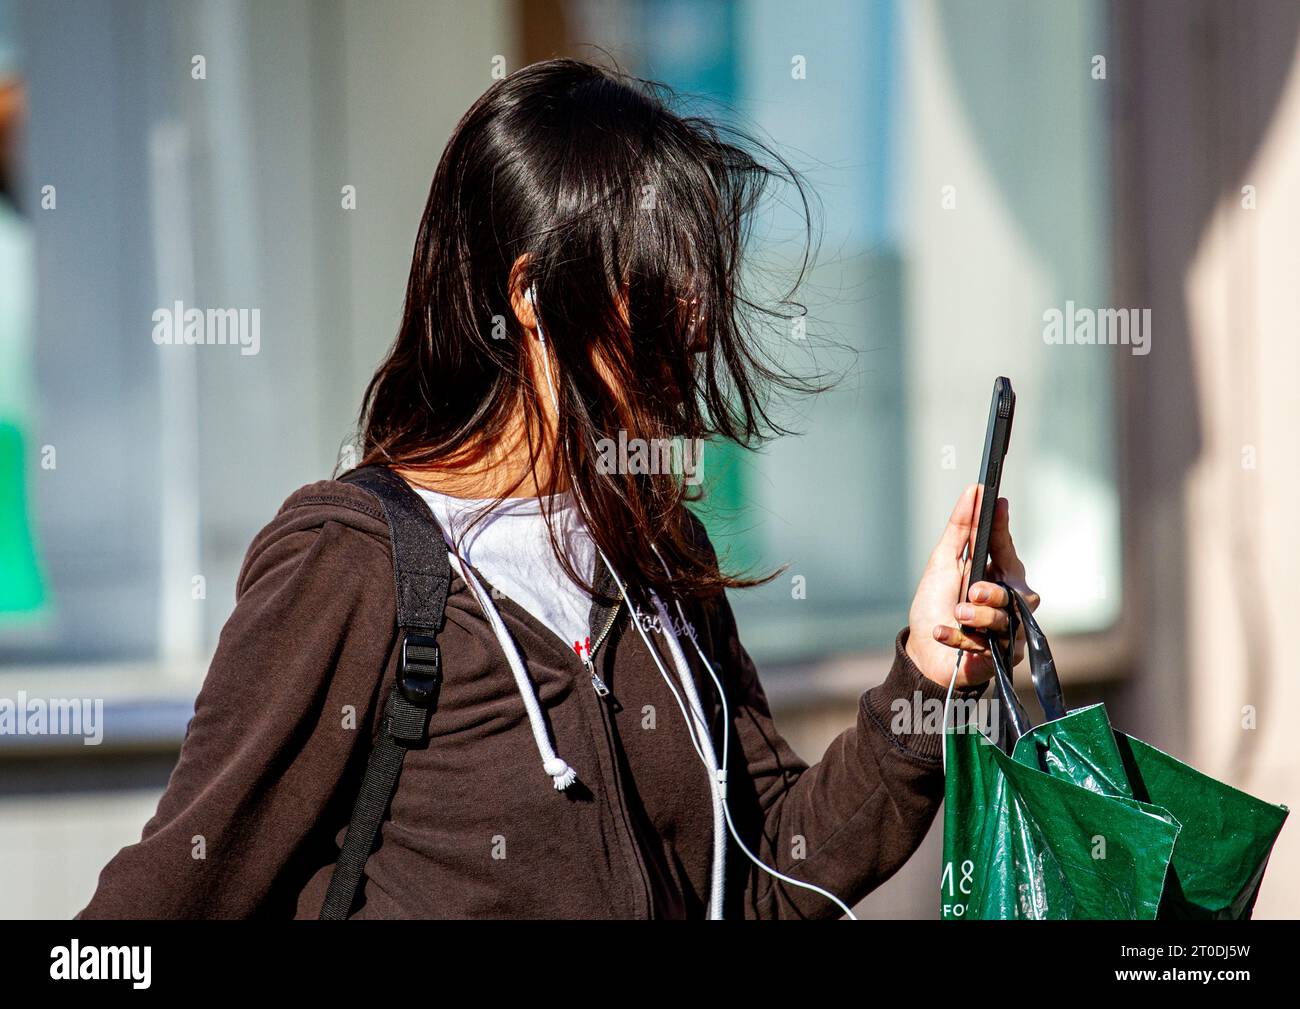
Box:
1 0 1121 687
615 0 1121 661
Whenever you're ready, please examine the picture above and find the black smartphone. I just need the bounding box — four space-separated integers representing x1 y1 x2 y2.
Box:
961 377 1015 611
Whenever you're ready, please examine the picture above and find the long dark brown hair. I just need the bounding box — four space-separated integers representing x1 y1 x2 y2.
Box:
355 58 821 604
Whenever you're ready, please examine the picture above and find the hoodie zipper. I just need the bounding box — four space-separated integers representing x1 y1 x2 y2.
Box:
577 592 655 917
583 599 622 696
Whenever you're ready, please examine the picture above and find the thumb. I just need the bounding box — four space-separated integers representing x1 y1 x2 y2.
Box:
932 484 978 565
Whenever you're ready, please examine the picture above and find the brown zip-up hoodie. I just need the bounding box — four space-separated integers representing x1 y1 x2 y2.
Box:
80 479 951 919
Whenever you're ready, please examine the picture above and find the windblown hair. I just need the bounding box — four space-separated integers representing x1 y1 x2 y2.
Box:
356 58 820 604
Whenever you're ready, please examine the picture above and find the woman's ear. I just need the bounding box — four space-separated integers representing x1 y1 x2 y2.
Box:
508 255 537 334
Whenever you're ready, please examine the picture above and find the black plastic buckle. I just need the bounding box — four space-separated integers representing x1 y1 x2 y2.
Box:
398 632 442 708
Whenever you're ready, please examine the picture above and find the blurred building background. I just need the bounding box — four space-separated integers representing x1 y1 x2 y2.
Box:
0 0 1295 918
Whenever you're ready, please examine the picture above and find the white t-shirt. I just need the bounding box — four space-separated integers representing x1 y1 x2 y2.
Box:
413 486 599 658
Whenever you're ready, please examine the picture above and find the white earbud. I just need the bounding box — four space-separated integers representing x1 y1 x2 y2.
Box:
528 285 561 412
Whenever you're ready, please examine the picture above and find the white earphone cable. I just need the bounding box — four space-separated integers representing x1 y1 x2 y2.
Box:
645 546 857 920
529 283 856 919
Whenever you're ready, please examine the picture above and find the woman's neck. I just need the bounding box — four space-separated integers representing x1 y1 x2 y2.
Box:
397 318 573 500
396 402 568 501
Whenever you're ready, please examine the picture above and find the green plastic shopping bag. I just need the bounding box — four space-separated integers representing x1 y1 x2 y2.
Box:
941 586 1288 920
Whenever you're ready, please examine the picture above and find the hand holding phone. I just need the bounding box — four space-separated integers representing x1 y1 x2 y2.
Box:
904 377 1040 689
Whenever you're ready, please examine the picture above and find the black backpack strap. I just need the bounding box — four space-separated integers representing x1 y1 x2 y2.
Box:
319 465 450 920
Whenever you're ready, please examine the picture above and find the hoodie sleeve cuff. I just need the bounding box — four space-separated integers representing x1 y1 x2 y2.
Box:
861 628 968 762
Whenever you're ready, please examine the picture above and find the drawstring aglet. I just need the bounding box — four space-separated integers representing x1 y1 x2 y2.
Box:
545 758 578 790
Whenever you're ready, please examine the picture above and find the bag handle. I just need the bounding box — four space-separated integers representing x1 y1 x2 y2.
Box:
988 598 1030 752
987 582 1067 752
1006 584 1066 723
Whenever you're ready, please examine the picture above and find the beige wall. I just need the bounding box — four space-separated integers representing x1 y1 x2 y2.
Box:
1110 0 1300 919
1181 53 1300 921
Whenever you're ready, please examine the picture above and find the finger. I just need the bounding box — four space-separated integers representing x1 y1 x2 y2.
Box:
984 573 1040 614
954 603 1010 635
987 498 1026 579
932 484 979 565
933 623 994 654
967 581 1008 608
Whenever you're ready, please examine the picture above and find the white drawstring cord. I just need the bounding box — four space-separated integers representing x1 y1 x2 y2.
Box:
448 553 578 791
